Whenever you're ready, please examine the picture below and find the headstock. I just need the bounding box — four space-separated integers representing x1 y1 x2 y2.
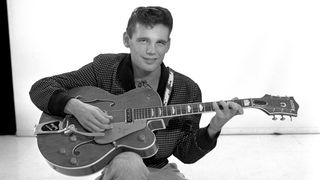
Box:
251 94 299 121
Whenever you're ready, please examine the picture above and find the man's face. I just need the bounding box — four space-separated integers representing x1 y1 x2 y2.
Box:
124 23 170 74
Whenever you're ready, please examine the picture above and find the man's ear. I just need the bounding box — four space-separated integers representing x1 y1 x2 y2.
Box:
123 32 130 48
165 38 171 53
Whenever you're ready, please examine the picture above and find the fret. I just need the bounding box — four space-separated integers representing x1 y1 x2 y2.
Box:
163 106 167 117
140 109 144 119
171 106 176 115
167 106 172 116
133 109 136 120
176 105 182 115
181 104 187 114
136 108 140 120
148 108 152 118
143 108 147 119
137 108 141 119
141 108 144 119
136 108 139 119
166 106 170 116
192 103 199 113
146 108 150 118
154 107 158 117
204 102 212 112
135 108 138 120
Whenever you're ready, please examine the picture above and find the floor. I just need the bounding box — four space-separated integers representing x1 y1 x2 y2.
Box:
0 134 319 180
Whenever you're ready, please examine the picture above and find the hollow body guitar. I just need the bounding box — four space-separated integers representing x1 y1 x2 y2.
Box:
35 86 299 176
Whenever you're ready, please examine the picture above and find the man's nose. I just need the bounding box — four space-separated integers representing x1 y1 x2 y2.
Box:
146 43 156 54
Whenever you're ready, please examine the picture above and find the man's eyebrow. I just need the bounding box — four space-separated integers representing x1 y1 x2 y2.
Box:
135 36 169 42
136 37 149 40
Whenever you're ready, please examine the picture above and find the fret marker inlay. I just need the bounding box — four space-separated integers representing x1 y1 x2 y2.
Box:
199 104 203 111
187 105 191 113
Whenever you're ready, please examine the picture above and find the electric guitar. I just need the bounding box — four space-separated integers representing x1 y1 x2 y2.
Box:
34 86 299 176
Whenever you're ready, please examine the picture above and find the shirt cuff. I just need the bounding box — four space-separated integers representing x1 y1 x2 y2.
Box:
48 90 73 116
196 125 221 151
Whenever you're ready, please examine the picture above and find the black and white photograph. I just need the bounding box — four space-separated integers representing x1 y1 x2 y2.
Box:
1 0 320 179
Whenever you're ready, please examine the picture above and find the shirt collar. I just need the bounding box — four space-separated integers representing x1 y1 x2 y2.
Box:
118 54 169 100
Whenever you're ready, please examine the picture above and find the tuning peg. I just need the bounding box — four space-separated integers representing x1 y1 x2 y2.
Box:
272 115 277 120
280 115 285 121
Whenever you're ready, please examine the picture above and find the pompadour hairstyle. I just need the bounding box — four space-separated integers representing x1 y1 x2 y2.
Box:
126 6 173 38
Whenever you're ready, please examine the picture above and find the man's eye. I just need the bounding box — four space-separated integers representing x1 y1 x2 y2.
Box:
139 39 147 43
157 41 167 46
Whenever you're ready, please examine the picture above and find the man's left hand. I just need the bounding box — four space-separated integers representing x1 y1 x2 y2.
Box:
207 98 244 138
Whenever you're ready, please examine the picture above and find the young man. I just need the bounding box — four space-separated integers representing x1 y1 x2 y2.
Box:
30 6 243 180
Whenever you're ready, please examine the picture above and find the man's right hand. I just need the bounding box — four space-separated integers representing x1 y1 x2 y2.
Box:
64 98 113 132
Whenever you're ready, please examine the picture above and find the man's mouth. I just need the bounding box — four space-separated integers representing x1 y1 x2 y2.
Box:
143 57 158 63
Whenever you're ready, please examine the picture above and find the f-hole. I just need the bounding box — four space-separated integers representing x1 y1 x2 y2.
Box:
78 96 116 107
72 140 95 156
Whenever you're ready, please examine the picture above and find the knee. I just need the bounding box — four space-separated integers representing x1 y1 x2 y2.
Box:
111 152 144 167
105 152 149 179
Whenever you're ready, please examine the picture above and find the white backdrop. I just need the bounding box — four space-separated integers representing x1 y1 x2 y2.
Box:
7 0 320 136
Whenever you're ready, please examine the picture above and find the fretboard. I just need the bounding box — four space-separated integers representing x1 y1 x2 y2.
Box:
125 99 258 122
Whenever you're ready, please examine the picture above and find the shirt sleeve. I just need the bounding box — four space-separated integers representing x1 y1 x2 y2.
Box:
47 90 73 116
196 125 221 150
173 83 221 163
29 61 98 116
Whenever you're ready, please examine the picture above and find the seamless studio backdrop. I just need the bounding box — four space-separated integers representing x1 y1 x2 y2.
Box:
7 0 320 136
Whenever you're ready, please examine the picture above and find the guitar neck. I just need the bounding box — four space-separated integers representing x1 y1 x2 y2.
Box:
126 98 258 121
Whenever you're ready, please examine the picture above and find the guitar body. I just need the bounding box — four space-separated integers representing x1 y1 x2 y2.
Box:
36 87 166 176
35 86 299 176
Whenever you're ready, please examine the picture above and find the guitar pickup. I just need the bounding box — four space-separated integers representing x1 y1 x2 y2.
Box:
125 108 133 123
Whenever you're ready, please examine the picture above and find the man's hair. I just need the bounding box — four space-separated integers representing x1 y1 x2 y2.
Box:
126 6 173 38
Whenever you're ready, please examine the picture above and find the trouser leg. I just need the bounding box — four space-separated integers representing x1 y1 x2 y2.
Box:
96 152 188 180
148 163 189 180
99 152 149 180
